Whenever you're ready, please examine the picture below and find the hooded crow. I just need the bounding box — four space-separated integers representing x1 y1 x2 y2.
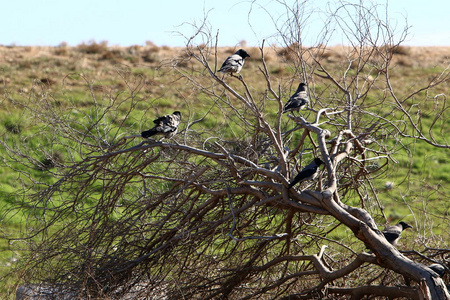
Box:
429 263 446 277
283 82 309 114
218 49 250 76
288 158 324 189
382 221 413 246
141 111 181 139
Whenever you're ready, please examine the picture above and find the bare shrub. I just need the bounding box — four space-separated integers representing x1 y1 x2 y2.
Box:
389 45 411 55
53 42 69 56
77 40 109 54
277 42 301 61
100 48 123 62
395 55 414 67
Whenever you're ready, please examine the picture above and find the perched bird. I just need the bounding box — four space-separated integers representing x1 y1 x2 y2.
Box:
141 111 181 139
429 263 446 277
283 82 309 114
381 221 413 246
218 49 250 76
288 158 324 189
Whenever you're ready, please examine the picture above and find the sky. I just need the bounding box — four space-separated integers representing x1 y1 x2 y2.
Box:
1 0 449 47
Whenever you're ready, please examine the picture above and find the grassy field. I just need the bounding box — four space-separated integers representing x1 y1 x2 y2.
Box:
0 42 449 296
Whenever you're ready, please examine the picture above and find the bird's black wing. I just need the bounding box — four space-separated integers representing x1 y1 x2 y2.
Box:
382 231 400 244
284 98 308 112
153 115 168 124
288 167 317 188
141 124 176 138
283 99 296 112
141 127 157 138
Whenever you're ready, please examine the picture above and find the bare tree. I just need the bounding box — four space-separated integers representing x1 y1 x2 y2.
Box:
2 1 449 299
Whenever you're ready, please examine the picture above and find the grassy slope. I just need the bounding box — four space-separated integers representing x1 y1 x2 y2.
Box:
0 43 448 296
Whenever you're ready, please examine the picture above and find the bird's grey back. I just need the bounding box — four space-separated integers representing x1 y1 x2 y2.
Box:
383 223 402 235
291 84 308 101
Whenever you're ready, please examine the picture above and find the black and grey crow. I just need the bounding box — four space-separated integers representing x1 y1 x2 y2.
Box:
283 82 309 114
429 263 446 277
288 158 324 189
141 111 181 139
218 49 250 76
382 221 413 246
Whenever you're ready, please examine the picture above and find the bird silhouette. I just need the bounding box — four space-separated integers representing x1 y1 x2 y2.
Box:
382 221 412 246
218 49 250 76
141 111 181 139
288 158 324 189
283 82 309 114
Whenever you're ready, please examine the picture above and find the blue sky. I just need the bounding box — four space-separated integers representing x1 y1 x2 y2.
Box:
1 0 449 47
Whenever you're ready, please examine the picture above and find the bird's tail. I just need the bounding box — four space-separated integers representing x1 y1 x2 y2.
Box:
141 128 157 138
287 181 295 189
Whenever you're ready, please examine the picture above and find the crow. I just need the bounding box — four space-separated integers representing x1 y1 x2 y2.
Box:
429 263 446 277
288 158 324 189
382 221 413 246
141 111 181 139
283 82 309 114
218 49 250 76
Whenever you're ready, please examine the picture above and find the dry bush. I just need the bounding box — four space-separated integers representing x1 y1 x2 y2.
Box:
77 40 109 54
270 66 287 75
314 47 334 60
141 51 160 63
140 43 162 64
277 42 301 61
390 45 411 55
394 55 414 67
100 48 124 62
161 45 171 52
39 78 57 86
53 47 68 56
